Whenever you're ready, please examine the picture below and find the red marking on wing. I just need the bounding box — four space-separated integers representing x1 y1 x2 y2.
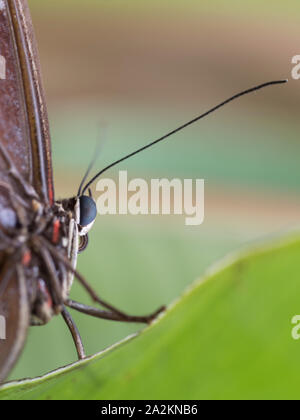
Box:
52 219 60 244
48 179 54 205
22 250 31 266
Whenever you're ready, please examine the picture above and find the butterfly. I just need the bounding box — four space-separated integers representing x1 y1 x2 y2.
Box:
0 0 287 383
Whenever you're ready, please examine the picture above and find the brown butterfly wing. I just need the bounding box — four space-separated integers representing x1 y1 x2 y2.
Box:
0 267 29 383
0 0 54 203
0 0 54 382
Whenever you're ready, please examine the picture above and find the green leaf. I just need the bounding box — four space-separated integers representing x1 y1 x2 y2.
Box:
1 234 300 400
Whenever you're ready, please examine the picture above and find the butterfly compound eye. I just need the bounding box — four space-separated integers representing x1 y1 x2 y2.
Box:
79 195 97 227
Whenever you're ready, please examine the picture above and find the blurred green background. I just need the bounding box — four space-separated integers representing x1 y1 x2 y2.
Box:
10 0 300 380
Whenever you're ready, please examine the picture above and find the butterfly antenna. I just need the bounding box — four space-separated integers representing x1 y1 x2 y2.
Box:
82 79 287 195
77 125 107 196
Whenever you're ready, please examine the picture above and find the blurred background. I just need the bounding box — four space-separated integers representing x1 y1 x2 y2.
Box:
10 0 300 379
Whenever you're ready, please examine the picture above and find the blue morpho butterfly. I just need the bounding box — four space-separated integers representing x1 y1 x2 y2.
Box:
0 0 287 383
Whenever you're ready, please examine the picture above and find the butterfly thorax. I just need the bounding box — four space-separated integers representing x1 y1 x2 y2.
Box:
1 197 79 326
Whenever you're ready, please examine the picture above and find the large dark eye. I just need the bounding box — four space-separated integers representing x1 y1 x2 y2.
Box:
79 195 97 227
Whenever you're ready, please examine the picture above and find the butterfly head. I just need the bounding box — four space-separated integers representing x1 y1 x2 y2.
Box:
78 195 97 236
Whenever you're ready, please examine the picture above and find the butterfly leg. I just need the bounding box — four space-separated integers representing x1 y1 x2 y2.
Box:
69 259 166 321
37 245 64 313
61 307 86 360
41 237 166 323
66 299 165 325
0 181 30 209
0 143 38 199
0 229 19 249
0 181 30 228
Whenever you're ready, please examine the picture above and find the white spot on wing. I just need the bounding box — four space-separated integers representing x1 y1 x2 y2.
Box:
0 0 5 12
0 208 17 229
0 55 6 79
